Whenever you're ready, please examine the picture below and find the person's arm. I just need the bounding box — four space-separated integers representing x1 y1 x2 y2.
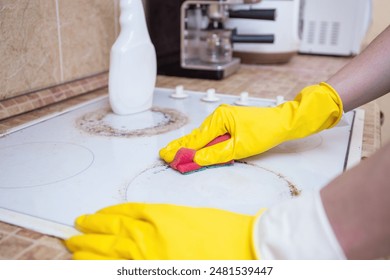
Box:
327 24 390 112
252 141 390 260
248 25 390 260
321 25 390 259
321 141 390 259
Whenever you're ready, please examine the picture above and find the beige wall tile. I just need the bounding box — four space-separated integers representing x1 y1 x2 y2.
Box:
0 0 61 100
114 0 120 37
58 0 117 82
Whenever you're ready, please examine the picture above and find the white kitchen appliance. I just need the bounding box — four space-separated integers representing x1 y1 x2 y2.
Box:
149 0 279 80
180 0 279 79
0 88 364 239
225 0 302 64
299 0 372 56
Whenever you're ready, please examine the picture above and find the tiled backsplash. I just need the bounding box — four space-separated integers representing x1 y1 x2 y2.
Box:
0 0 119 119
0 72 108 121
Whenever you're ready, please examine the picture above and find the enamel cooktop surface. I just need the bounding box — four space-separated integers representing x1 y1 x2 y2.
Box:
0 88 364 238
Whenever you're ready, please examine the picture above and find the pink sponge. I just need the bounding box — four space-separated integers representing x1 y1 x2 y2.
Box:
169 133 234 174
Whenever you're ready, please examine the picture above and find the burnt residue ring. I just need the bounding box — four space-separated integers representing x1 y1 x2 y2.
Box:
123 160 301 214
236 160 301 197
76 106 188 138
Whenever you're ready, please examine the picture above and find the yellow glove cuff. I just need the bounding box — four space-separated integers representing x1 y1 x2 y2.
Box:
319 82 344 128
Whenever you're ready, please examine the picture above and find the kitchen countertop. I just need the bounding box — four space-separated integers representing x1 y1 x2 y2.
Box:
0 54 382 259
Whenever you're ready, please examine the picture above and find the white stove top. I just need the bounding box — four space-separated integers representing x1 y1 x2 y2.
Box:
0 88 364 238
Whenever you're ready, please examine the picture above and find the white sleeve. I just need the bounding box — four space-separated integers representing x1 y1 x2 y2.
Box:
252 190 346 260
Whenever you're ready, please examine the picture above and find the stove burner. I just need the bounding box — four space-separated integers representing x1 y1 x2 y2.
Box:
125 161 300 215
0 142 94 189
76 106 188 138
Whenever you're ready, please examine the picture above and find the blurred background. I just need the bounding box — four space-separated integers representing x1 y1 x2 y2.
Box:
1 0 389 142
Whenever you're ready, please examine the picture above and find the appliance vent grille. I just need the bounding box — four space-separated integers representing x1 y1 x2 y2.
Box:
307 20 316 44
330 21 340 45
319 21 328 45
305 20 341 46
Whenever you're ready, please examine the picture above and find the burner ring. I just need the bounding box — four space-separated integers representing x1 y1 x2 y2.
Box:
0 142 94 189
125 161 301 215
76 106 188 138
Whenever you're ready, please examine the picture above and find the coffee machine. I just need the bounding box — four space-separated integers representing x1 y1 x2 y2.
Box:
146 0 276 80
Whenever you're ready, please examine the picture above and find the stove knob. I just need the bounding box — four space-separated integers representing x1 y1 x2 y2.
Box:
170 85 188 99
201 88 220 102
234 91 250 106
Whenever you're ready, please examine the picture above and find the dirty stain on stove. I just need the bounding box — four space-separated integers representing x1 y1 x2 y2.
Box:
76 106 188 137
237 160 301 197
124 160 301 214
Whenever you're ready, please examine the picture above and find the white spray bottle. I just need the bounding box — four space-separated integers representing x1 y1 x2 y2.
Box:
109 0 156 115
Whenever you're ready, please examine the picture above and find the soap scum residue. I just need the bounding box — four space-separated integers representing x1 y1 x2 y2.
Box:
76 106 188 138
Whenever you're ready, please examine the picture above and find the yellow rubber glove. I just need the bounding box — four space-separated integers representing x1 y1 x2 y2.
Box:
65 203 266 260
160 82 343 166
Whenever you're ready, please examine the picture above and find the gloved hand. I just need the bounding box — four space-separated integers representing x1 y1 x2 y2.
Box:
160 82 343 166
65 203 266 260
